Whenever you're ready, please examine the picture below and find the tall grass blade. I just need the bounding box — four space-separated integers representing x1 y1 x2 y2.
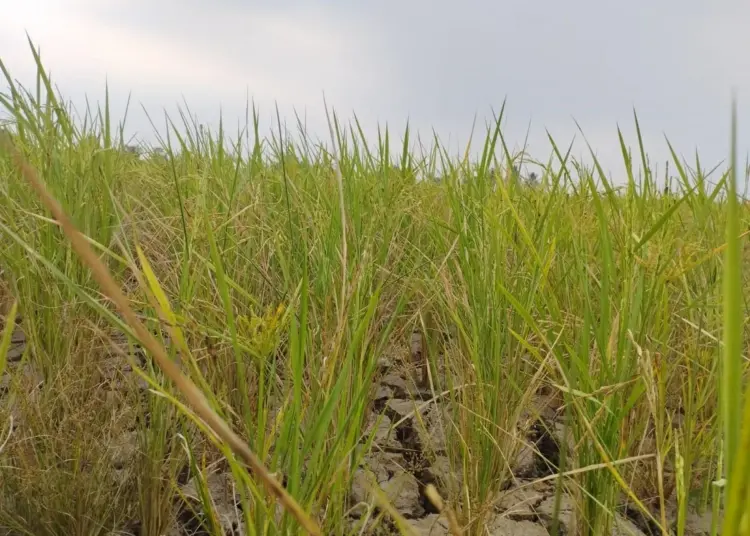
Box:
721 95 748 536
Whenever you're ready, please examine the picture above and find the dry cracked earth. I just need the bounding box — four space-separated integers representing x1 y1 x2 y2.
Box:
1 323 719 536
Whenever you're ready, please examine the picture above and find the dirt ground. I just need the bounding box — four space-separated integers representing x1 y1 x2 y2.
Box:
1 324 719 536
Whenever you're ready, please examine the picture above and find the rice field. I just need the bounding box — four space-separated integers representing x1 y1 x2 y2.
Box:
1 48 749 536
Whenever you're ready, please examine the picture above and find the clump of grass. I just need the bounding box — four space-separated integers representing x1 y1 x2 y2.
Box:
1 41 748 536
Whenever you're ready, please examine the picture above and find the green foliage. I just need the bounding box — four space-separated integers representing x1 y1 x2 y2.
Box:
0 44 747 535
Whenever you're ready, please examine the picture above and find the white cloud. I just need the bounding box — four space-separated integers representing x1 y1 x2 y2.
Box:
684 6 750 96
0 0 392 143
0 0 747 184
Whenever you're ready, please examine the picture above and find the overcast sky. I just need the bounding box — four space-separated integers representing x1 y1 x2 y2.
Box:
2 0 749 186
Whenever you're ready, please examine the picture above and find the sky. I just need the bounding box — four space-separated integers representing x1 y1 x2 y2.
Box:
1 0 749 187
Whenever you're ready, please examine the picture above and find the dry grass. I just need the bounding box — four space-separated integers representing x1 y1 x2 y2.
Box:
1 46 748 535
